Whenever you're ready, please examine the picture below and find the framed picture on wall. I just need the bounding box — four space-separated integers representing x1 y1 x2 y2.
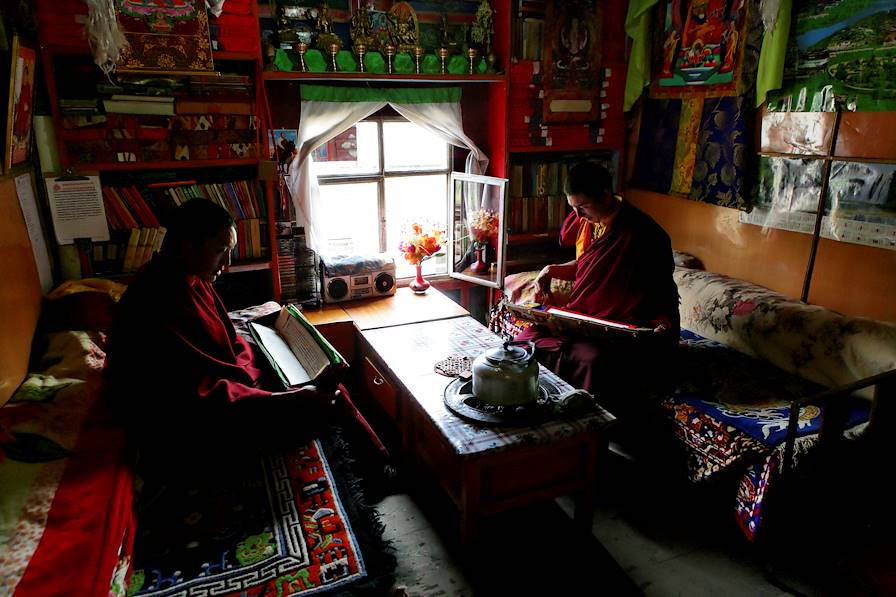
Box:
270 128 298 171
5 35 36 170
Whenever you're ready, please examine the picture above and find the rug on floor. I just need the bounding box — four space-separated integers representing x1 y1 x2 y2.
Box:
127 434 394 597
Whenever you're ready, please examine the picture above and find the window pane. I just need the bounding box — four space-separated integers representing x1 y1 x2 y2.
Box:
311 122 379 176
385 174 448 277
317 182 379 256
383 122 449 172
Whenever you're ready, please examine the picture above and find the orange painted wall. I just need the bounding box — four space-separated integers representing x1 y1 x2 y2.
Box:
627 188 896 323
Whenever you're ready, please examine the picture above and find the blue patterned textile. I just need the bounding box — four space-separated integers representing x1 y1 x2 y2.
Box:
671 330 870 447
631 98 681 194
689 96 753 210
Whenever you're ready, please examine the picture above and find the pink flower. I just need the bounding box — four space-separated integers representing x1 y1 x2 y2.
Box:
732 300 756 317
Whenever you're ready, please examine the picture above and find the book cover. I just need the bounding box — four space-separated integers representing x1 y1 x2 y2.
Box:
249 305 346 389
102 99 176 116
121 227 141 272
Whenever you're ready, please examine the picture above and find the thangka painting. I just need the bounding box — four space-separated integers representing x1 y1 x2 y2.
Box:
116 0 214 73
767 0 896 112
652 0 748 98
541 0 603 123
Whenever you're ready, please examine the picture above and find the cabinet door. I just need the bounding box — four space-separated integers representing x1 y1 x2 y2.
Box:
361 356 398 420
447 172 508 289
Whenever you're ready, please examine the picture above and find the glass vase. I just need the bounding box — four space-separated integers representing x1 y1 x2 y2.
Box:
409 262 430 293
470 245 489 274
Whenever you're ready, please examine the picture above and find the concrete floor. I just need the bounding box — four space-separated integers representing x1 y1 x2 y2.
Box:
374 451 877 596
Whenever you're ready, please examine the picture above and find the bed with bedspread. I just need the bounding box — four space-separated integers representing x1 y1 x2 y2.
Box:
492 257 896 542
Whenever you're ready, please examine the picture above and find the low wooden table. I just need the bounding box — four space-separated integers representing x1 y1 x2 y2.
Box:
359 315 615 543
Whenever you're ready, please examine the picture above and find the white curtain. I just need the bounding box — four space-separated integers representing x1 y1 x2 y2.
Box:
287 86 488 253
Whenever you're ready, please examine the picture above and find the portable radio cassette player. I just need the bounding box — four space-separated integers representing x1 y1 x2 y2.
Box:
320 254 396 303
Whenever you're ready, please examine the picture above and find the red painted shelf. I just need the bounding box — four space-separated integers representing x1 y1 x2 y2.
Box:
71 158 259 172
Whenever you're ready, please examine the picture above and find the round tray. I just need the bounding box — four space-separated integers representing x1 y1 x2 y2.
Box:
443 376 561 426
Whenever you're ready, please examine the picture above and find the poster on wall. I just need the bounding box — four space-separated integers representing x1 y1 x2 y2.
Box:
768 0 896 112
651 0 749 98
741 156 896 250
116 0 215 73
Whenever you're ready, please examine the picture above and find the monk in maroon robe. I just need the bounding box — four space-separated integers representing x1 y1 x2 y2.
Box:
516 162 679 401
105 199 387 477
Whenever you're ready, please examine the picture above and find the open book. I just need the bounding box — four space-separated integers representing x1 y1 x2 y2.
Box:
249 305 346 388
505 302 656 340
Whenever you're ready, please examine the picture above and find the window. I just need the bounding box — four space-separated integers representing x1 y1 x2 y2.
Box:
311 116 451 278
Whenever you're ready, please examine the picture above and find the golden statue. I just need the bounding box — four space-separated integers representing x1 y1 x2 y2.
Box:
351 4 376 50
315 2 340 51
387 2 419 53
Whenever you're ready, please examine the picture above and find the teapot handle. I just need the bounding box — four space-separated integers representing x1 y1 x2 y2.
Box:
503 339 535 358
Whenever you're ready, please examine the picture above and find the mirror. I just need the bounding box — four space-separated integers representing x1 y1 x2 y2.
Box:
448 172 508 289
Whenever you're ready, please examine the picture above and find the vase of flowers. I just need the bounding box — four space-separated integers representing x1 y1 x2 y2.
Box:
398 222 445 294
468 208 498 274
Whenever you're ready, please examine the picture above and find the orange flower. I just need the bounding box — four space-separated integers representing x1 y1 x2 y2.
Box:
398 222 446 266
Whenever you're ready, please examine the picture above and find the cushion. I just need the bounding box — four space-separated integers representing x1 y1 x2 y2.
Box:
674 267 896 390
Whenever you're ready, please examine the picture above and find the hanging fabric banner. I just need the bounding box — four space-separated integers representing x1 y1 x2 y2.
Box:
115 0 214 73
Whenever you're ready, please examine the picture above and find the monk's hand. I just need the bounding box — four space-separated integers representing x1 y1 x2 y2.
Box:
534 265 555 305
273 385 340 408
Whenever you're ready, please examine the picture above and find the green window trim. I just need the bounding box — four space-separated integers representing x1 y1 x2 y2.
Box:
300 85 462 104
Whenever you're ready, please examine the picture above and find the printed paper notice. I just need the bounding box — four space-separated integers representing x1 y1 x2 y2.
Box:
15 173 54 292
45 175 109 244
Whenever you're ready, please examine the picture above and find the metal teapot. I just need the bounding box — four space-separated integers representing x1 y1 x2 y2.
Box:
471 340 540 406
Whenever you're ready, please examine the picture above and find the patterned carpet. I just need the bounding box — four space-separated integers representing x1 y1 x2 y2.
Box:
128 434 394 597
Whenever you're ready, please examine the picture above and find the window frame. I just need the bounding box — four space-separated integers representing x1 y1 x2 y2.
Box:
314 114 453 266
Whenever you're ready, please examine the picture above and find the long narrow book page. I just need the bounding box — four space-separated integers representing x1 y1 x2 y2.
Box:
274 307 331 381
248 306 345 387
505 302 655 337
250 322 311 386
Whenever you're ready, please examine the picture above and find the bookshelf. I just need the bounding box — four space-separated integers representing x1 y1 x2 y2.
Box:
34 0 281 305
502 0 628 275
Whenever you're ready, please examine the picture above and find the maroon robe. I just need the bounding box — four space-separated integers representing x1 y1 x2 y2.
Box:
517 201 679 395
105 253 386 467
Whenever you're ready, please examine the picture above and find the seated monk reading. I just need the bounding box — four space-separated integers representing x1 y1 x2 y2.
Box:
515 162 679 402
104 199 390 487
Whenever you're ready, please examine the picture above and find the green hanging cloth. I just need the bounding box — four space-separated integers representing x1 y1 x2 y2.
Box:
756 0 792 108
300 85 462 104
623 0 660 112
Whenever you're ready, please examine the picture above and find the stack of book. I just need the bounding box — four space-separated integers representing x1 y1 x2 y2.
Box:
59 99 100 117
209 0 257 53
507 153 616 236
102 95 175 116
187 73 253 97
507 161 569 234
152 180 268 261
276 223 298 303
97 186 166 274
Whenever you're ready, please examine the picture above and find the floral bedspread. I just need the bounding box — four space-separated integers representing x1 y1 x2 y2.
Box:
0 331 135 597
